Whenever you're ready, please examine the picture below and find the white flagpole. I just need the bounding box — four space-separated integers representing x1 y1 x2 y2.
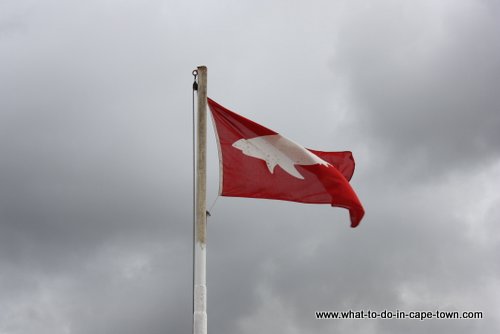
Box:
193 65 208 334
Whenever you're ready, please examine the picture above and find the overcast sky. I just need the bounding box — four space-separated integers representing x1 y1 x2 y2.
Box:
1 0 499 333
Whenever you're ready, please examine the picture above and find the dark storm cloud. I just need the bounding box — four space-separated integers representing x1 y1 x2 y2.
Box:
1 2 194 332
331 0 500 180
213 158 500 334
1 0 499 333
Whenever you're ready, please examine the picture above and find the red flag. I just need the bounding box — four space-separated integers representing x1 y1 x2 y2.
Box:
208 98 365 227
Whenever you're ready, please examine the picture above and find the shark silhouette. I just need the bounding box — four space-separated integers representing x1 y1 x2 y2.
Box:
232 134 331 179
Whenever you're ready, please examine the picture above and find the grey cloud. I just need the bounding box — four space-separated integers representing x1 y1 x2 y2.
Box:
0 0 499 333
331 0 500 180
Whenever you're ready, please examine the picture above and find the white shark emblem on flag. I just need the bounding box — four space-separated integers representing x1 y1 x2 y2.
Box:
232 134 331 179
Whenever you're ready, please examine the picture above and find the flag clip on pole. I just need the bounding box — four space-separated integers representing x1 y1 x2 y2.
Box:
193 66 208 334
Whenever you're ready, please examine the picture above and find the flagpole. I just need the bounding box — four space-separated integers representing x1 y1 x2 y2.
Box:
193 65 208 334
